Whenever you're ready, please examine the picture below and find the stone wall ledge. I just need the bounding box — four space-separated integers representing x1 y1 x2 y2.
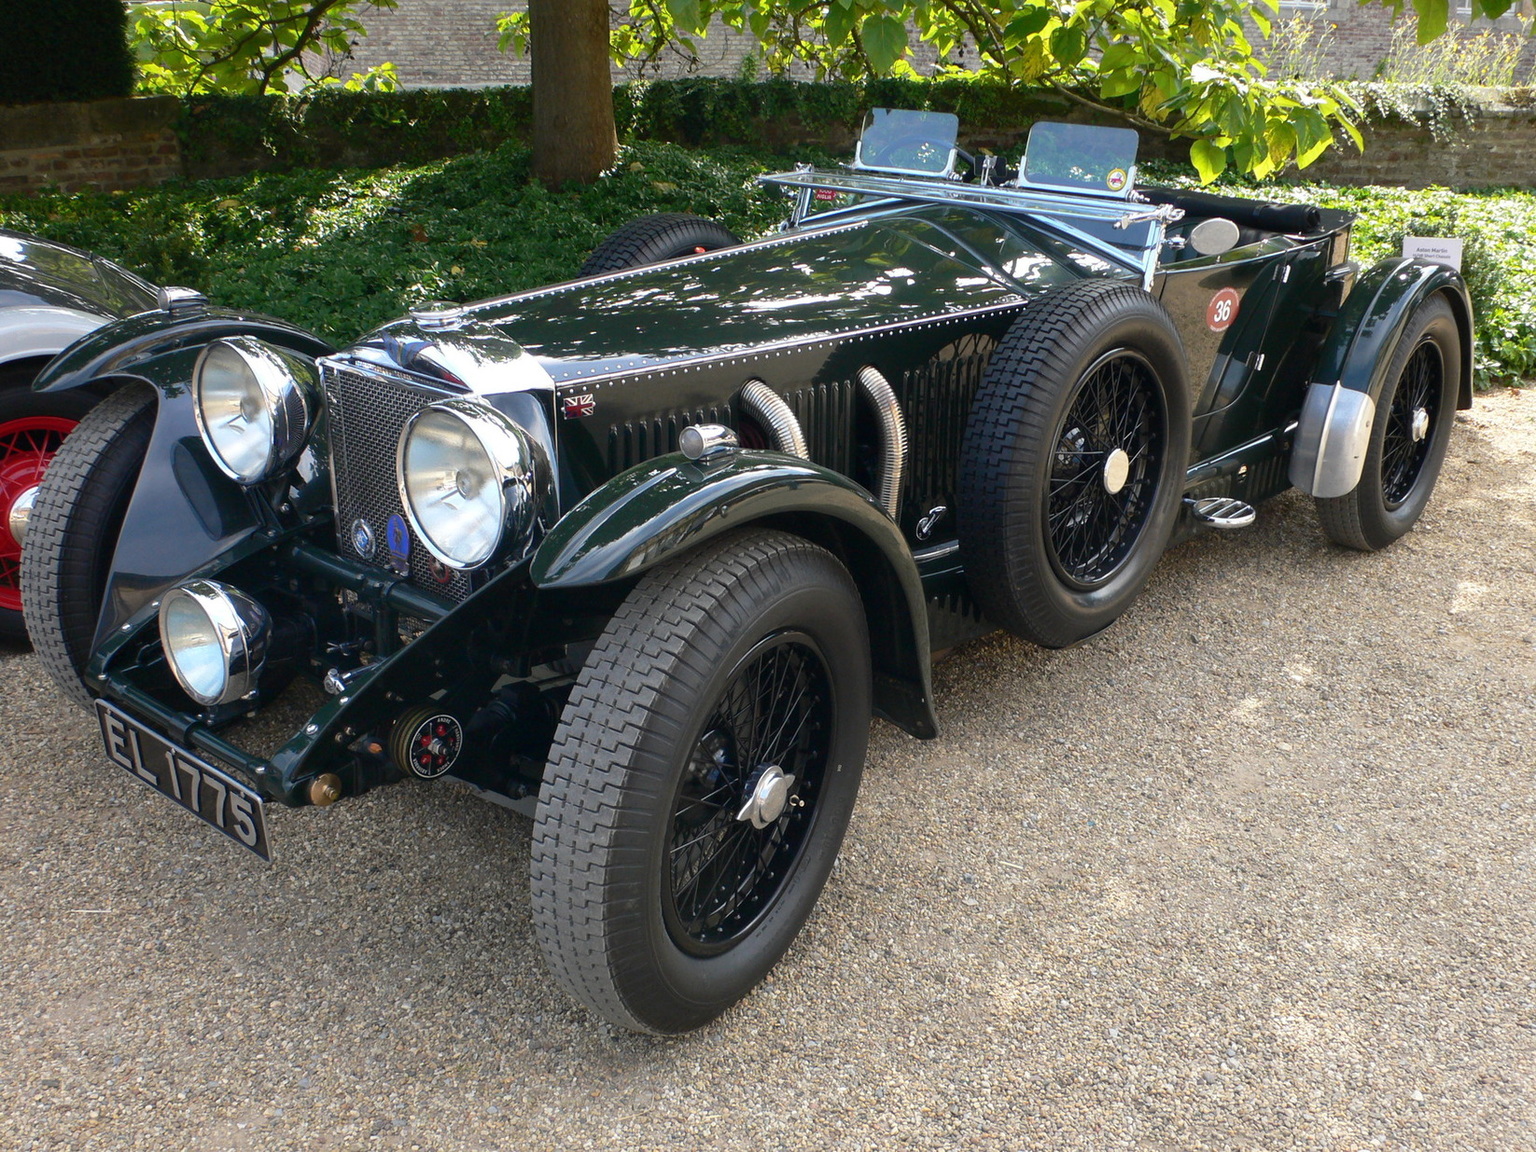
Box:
0 95 179 150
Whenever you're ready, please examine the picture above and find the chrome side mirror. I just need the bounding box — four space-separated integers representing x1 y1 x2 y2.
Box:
1189 217 1241 257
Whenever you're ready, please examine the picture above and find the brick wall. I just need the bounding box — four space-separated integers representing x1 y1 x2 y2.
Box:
0 95 181 194
1263 0 1535 81
341 1 946 87
345 0 1534 88
1302 92 1536 187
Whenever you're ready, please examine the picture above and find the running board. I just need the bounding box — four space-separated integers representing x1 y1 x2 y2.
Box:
1186 496 1256 529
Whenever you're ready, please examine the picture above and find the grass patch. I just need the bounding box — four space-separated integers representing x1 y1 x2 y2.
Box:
3 142 1531 384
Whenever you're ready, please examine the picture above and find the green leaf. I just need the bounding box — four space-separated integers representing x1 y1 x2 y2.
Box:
1190 138 1227 184
1338 113 1365 153
1049 23 1086 68
1413 0 1449 42
1100 71 1142 98
1003 8 1052 42
1295 136 1330 169
1100 43 1139 71
825 2 858 48
859 13 908 73
666 0 704 33
1265 121 1297 168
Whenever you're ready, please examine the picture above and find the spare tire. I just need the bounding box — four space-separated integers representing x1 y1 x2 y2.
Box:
580 213 740 277
957 279 1191 648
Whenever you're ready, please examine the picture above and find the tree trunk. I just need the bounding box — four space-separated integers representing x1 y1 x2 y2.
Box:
530 0 617 186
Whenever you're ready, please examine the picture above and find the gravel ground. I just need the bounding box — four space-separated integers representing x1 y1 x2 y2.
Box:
2 390 1533 1152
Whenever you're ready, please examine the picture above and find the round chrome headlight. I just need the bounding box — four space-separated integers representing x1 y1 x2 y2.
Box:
193 337 317 484
397 399 544 570
158 580 272 707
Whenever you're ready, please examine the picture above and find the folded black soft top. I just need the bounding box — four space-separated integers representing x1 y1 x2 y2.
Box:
1139 186 1323 235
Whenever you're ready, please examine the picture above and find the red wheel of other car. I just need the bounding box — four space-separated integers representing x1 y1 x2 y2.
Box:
0 414 80 617
0 382 101 643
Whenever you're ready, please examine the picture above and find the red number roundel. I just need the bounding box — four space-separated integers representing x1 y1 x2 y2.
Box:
1206 287 1240 332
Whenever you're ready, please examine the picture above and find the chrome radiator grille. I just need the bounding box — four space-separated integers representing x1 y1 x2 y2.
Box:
322 363 473 603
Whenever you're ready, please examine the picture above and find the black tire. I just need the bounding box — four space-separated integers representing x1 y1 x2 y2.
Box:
1316 294 1461 551
0 376 99 642
21 385 155 705
957 280 1191 648
579 213 739 277
532 529 872 1034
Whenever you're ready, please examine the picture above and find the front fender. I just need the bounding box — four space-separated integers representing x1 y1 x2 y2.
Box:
59 311 336 646
33 305 334 394
1290 258 1473 498
532 451 938 739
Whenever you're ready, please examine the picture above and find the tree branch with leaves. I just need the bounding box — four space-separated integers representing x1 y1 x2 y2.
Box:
129 0 400 97
501 0 1380 183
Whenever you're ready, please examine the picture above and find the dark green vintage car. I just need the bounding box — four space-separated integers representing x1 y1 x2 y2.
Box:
22 114 1472 1033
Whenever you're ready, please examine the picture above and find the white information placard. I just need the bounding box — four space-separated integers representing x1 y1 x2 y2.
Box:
1402 236 1463 271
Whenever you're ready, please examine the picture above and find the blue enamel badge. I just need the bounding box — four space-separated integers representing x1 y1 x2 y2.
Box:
386 513 411 573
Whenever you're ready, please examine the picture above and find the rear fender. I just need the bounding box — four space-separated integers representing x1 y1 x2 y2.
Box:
46 310 337 647
531 451 938 739
1290 258 1472 498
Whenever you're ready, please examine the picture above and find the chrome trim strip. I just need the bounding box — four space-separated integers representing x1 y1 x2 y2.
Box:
912 541 960 564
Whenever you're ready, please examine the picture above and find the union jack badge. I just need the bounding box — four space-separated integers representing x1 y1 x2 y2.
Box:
562 392 596 419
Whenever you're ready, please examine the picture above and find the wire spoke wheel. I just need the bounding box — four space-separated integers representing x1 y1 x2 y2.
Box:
1045 350 1164 590
958 280 1189 648
532 530 871 1033
664 631 833 956
1315 293 1461 552
1380 340 1442 509
0 414 80 615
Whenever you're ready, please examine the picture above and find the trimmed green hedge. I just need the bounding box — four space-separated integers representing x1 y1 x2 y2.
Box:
176 78 1172 179
174 76 1518 183
179 87 536 177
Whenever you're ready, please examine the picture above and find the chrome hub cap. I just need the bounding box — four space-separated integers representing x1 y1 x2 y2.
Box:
737 764 797 829
1102 447 1131 495
6 483 37 548
1411 406 1430 443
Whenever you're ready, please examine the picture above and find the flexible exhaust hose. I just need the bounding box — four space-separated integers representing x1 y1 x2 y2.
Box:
856 365 907 520
739 379 808 459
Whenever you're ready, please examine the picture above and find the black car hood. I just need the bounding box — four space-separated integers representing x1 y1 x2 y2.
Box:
351 204 1096 392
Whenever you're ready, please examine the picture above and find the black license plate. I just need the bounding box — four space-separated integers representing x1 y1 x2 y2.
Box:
96 701 270 861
